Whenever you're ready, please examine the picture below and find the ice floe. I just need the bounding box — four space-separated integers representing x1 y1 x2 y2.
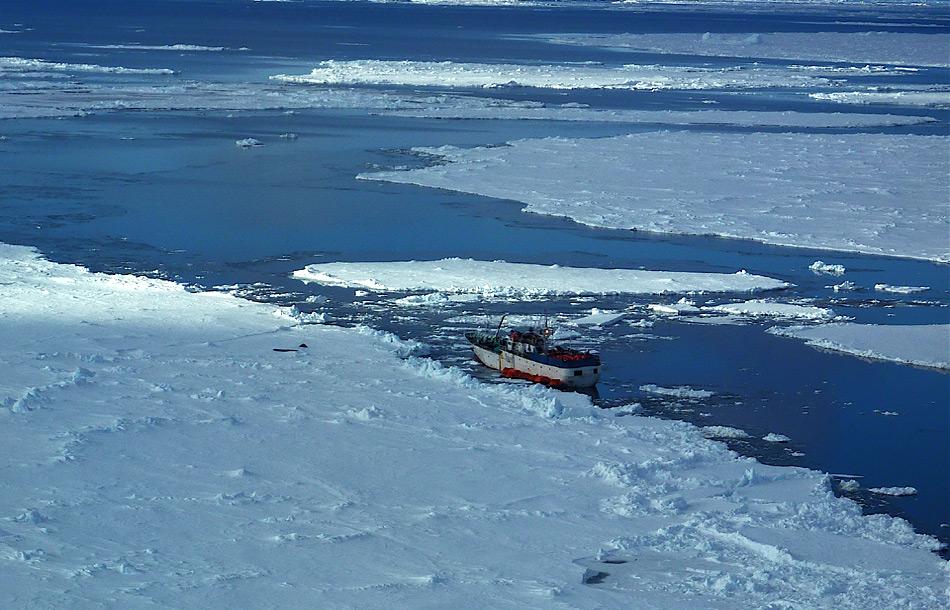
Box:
362 132 950 262
640 384 715 399
0 243 945 607
874 283 929 294
648 298 700 316
809 261 846 276
235 137 263 148
705 299 835 321
763 433 791 443
293 258 787 298
702 426 750 439
809 91 950 108
531 31 950 68
869 487 919 497
0 56 176 75
769 323 950 370
571 308 628 327
830 281 858 292
839 479 861 492
271 59 831 91
85 43 231 52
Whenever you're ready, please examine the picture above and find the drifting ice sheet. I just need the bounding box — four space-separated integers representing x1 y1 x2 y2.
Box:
0 55 175 75
0 244 944 607
702 426 751 439
362 132 950 262
706 299 835 321
271 59 831 90
809 91 950 108
769 323 950 370
869 487 919 497
292 258 787 297
640 384 715 399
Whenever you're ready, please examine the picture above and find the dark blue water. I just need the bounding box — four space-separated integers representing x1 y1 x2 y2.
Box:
1 0 947 552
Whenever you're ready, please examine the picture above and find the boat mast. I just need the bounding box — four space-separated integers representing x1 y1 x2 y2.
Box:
494 314 508 338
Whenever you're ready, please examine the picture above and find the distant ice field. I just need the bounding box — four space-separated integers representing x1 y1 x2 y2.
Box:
530 31 950 67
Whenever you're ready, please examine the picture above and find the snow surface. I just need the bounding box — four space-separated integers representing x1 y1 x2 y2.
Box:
706 299 836 321
533 32 949 67
640 384 715 399
1 243 946 607
763 433 792 443
770 323 950 370
362 132 950 262
293 258 787 297
271 59 832 91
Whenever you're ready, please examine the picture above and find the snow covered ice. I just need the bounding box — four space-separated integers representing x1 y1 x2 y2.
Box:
1 243 946 607
640 384 715 399
770 323 950 370
869 487 919 497
809 91 950 108
0 55 176 75
809 261 846 276
702 426 751 439
705 299 836 321
293 258 788 297
362 132 950 262
874 283 930 294
271 59 832 91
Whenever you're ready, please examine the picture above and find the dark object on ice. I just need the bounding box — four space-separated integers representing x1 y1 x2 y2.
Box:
273 348 298 352
299 343 309 348
582 570 609 585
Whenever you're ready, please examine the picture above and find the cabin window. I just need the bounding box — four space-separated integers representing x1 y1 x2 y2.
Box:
574 370 583 376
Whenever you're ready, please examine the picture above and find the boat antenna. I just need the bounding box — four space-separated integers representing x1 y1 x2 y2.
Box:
494 314 508 338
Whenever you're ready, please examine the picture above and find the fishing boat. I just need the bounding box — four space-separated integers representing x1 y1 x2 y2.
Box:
465 316 601 388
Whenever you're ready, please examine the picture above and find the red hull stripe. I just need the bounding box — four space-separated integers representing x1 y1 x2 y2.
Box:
501 367 562 387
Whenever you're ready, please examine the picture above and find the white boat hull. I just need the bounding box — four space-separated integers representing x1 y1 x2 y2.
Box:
471 344 600 388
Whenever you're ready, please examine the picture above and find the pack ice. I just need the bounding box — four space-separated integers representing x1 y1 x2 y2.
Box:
1 243 945 608
770 323 950 370
271 59 830 90
292 258 787 297
362 132 949 262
